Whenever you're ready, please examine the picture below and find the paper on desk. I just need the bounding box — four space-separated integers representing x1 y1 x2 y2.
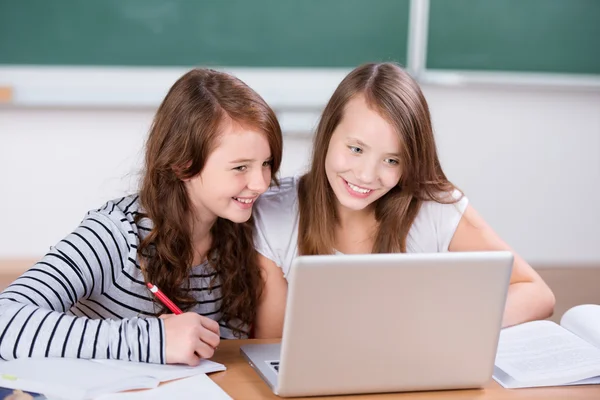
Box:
93 359 226 382
95 374 232 400
0 358 158 400
0 357 226 400
494 321 600 388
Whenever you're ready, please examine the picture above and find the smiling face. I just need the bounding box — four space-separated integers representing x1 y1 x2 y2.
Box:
184 119 273 225
324 95 403 214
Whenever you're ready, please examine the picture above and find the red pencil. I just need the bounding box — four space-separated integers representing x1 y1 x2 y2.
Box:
146 282 183 315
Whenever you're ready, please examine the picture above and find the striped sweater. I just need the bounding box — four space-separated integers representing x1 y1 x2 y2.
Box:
0 195 240 363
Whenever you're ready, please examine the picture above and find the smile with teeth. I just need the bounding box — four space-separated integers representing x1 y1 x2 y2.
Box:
233 197 255 204
345 180 372 194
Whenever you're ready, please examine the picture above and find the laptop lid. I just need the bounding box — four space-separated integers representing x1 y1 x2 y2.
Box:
276 251 513 397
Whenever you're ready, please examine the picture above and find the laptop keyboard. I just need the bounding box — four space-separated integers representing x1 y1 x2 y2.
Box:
268 360 280 373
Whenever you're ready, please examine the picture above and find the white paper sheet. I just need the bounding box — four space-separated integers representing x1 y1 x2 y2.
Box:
95 374 232 400
92 358 226 382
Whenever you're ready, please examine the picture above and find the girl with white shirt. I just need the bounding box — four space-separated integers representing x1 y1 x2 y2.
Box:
252 62 555 338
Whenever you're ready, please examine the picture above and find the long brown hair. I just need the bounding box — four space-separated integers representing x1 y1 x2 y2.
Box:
137 69 282 336
298 62 457 255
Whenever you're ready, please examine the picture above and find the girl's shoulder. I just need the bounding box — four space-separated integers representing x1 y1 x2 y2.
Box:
252 176 301 268
408 189 469 252
86 194 152 244
417 189 468 218
254 176 301 219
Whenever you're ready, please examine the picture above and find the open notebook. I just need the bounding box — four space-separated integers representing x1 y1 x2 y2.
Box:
493 304 600 388
0 357 225 400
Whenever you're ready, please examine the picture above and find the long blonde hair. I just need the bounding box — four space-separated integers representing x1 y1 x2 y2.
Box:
298 62 457 255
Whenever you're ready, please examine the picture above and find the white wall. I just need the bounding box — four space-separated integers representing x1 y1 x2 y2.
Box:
424 85 600 266
1 84 599 266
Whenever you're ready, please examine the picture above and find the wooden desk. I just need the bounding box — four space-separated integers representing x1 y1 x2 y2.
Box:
209 339 600 399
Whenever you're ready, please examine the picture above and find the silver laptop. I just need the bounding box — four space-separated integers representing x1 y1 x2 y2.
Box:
241 251 513 397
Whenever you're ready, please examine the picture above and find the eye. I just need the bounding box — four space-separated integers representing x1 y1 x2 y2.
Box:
384 158 400 166
233 165 247 172
348 146 363 154
262 158 273 168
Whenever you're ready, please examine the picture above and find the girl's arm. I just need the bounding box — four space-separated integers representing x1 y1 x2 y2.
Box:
0 211 164 363
253 254 287 338
449 205 555 327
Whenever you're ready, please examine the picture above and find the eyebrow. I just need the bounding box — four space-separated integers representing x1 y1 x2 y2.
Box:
348 137 400 158
229 156 272 164
348 137 370 149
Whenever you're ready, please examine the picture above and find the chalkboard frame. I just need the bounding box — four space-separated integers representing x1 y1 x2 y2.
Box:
408 0 600 90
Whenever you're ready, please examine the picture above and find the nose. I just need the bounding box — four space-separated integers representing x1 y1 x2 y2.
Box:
247 167 270 194
355 157 378 185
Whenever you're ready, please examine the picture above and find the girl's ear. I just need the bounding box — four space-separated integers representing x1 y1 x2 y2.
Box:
172 162 192 181
171 166 185 180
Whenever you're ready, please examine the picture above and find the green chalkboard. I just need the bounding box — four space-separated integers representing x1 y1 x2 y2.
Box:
0 0 409 68
427 0 600 75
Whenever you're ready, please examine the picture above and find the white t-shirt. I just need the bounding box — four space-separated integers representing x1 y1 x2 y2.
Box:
253 176 469 278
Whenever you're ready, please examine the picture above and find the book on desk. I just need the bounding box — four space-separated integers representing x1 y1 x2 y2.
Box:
0 357 226 400
493 304 600 388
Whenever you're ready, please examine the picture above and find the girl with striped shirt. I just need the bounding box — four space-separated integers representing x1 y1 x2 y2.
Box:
0 68 283 365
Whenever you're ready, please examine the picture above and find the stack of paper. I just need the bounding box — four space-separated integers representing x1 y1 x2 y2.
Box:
0 358 227 400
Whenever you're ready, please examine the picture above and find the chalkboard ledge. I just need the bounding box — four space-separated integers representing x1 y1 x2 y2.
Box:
0 65 352 109
418 70 600 91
